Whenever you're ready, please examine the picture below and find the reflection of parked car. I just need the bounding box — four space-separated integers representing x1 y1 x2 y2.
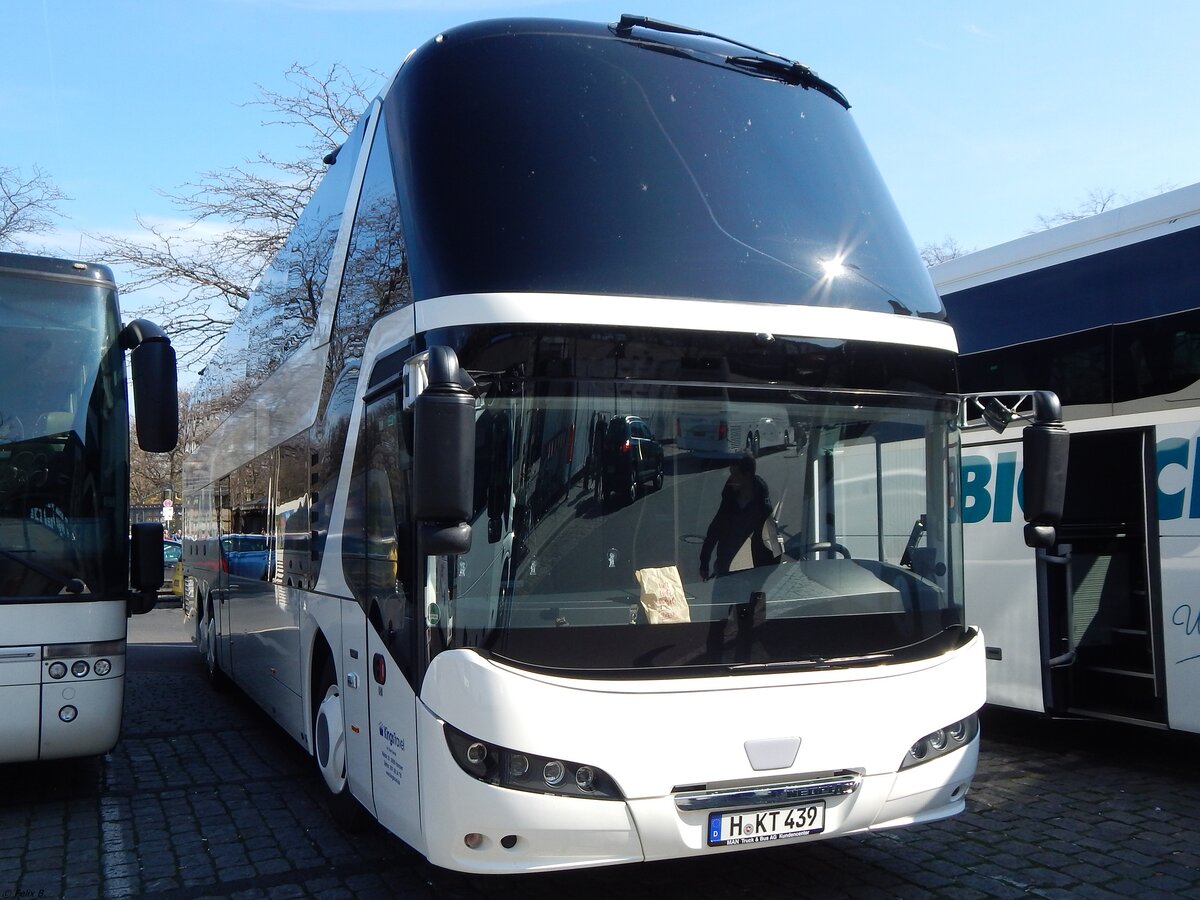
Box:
601 415 664 505
221 533 270 580
161 538 182 593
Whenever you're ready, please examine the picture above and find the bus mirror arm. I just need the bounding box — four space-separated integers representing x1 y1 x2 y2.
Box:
1021 391 1069 549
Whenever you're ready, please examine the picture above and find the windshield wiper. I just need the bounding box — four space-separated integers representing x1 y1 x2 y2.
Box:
728 652 894 672
613 14 850 108
723 56 850 106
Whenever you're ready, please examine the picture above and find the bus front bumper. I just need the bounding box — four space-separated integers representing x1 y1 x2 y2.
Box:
419 734 978 873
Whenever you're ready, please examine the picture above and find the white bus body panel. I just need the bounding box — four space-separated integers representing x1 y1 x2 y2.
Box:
227 580 305 743
1161 545 1200 734
2 598 126 645
361 622 423 851
1153 420 1200 734
0 599 127 761
39 674 125 760
0 653 42 762
958 436 1048 713
409 636 983 873
414 293 959 354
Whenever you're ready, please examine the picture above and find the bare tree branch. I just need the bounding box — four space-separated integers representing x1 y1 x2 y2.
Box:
91 62 380 371
0 165 69 250
1032 188 1121 231
920 236 972 267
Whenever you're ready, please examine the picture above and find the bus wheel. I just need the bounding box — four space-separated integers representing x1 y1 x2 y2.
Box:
313 659 368 830
201 601 227 690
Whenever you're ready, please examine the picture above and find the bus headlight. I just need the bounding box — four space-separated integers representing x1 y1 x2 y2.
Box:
443 723 624 800
901 713 979 769
94 658 112 677
48 662 68 680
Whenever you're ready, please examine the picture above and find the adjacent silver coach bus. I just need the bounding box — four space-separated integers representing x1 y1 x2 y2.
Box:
0 252 177 762
181 15 1060 873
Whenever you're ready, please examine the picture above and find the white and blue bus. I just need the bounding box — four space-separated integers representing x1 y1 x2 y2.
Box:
181 15 1059 874
936 182 1200 735
0 252 177 762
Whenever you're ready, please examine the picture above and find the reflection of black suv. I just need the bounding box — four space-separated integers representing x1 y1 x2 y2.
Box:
601 415 664 505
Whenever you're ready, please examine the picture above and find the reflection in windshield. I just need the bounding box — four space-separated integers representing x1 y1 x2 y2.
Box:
0 274 125 598
447 385 963 674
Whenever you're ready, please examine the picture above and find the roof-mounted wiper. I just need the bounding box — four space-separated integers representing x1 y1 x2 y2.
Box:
612 14 850 109
724 56 850 107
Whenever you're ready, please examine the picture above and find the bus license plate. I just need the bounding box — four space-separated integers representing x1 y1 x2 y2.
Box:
707 802 825 846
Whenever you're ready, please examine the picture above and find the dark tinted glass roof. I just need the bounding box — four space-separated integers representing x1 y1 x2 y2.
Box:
387 19 941 318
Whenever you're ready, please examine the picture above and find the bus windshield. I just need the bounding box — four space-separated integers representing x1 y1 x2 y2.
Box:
441 385 964 675
0 271 127 598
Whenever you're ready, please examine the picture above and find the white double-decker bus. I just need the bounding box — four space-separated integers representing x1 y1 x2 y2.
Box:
0 252 177 763
936 182 1200 734
181 15 1060 873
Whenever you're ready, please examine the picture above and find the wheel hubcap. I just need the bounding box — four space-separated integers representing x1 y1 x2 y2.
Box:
316 685 347 794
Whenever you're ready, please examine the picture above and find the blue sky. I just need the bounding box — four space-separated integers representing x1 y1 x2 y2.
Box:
7 1 1200 320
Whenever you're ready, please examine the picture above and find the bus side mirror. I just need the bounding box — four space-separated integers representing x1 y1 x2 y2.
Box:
121 319 179 453
412 346 476 556
129 522 163 614
1022 391 1069 549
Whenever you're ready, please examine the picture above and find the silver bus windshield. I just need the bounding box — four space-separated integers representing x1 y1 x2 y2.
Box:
0 272 127 598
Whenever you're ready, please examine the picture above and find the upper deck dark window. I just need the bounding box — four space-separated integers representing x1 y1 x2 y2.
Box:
387 24 940 319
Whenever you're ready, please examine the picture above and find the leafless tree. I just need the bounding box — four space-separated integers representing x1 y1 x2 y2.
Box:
0 165 68 250
1031 185 1177 232
1031 188 1122 231
920 236 972 267
96 63 380 369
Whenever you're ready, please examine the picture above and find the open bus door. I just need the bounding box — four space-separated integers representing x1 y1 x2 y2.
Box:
1043 427 1165 726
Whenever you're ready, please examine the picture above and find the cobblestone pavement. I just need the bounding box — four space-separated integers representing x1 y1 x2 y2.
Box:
3 609 1200 899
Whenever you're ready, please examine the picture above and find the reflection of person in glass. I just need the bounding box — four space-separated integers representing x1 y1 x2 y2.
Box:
699 452 778 581
583 412 607 496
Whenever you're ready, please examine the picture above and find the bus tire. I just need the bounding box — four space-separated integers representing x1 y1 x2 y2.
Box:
200 599 227 691
312 655 369 831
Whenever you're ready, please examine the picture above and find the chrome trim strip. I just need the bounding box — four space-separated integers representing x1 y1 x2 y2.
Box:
0 648 39 662
674 772 862 812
